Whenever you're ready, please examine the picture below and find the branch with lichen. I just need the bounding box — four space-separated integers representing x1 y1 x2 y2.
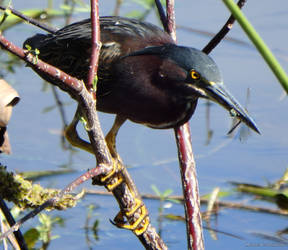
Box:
0 165 82 210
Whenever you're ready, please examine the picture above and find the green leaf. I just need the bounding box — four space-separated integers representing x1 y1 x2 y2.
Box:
166 198 181 204
234 183 279 198
164 214 185 221
93 75 98 92
51 235 60 240
24 228 40 248
51 216 65 227
38 213 51 227
4 9 12 16
162 188 173 198
80 116 88 130
201 190 232 200
151 184 161 197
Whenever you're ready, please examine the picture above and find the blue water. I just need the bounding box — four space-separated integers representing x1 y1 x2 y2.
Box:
1 0 288 249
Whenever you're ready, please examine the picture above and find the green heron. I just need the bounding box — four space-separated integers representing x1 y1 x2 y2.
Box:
24 16 259 235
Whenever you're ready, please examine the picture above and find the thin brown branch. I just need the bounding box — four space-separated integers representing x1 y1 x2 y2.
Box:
59 165 109 196
0 33 83 96
174 125 204 250
165 0 176 41
0 5 56 33
155 0 167 32
156 1 250 249
160 1 204 249
202 0 247 54
0 198 27 250
87 0 101 93
153 1 204 249
0 165 108 241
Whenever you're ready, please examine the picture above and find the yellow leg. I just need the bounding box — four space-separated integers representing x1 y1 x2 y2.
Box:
65 111 126 157
101 115 126 190
105 115 126 159
65 112 149 234
64 107 93 154
65 112 127 189
113 200 150 235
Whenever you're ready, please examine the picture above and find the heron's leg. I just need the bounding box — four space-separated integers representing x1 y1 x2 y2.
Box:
65 106 93 154
65 111 126 189
99 115 126 189
105 116 149 235
105 115 126 161
65 109 126 186
65 111 149 235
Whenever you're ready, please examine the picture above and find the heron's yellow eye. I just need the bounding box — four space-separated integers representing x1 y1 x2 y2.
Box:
190 70 200 80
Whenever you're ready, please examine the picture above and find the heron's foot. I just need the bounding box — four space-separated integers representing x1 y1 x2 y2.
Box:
100 159 124 191
112 198 149 235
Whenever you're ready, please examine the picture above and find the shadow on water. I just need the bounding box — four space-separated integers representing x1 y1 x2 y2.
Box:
1 0 288 249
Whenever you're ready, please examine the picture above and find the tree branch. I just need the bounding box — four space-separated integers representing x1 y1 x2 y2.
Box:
0 6 166 248
0 5 56 33
155 0 167 33
155 1 249 249
0 198 27 249
155 1 205 249
165 0 176 42
202 0 247 54
87 0 101 92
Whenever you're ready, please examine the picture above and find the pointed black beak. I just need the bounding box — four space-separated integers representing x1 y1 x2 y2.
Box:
203 81 260 134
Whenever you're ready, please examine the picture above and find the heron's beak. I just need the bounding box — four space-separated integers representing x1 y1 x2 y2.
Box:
202 81 260 134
